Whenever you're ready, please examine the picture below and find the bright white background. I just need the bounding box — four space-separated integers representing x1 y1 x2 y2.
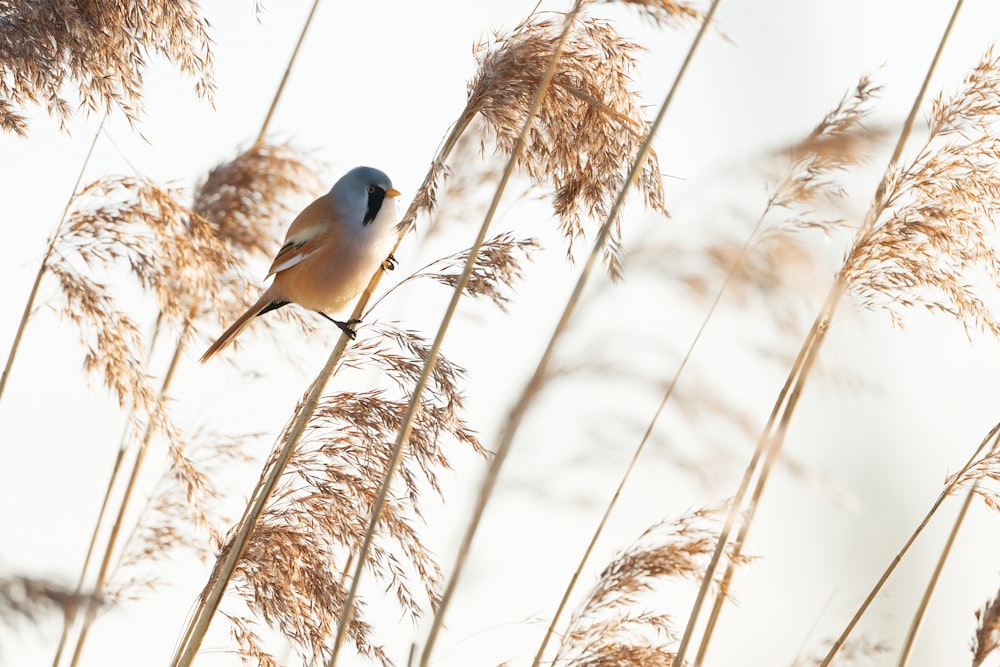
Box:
4 1 1000 666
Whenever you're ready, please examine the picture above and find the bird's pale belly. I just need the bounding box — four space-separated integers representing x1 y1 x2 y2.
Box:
273 250 378 313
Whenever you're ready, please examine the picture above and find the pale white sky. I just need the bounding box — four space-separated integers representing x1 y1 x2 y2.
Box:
4 2 1000 666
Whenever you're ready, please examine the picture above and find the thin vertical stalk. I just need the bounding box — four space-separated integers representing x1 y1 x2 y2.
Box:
895 484 977 666
170 114 471 667
67 333 188 667
692 280 840 667
819 423 999 666
679 2 964 663
50 439 127 667
673 272 835 666
0 114 105 403
60 5 326 665
328 5 591 664
256 0 321 145
51 310 165 667
534 182 768 667
421 4 720 666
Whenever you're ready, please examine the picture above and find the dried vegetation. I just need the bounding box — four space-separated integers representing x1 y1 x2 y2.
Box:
5 2 1000 667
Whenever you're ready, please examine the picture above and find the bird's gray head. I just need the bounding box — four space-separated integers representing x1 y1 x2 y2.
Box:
331 166 399 227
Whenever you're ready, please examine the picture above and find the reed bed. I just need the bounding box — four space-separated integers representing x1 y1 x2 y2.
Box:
3 1 1000 666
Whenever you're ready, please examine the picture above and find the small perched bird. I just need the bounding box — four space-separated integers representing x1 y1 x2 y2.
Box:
200 166 401 363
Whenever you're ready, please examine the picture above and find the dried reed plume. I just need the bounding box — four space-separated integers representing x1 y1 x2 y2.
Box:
194 143 320 263
843 49 1000 337
791 638 890 666
381 232 540 313
639 75 882 327
677 41 1000 661
944 422 1000 510
50 176 232 476
0 576 97 629
552 508 747 667
467 15 669 278
108 432 255 603
973 588 1000 666
51 150 316 665
597 0 702 26
770 75 884 228
0 0 214 135
227 324 485 665
58 176 235 332
191 142 325 340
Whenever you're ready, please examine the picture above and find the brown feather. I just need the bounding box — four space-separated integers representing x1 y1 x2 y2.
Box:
199 285 282 363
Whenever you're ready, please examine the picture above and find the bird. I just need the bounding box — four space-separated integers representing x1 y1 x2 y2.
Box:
200 166 401 363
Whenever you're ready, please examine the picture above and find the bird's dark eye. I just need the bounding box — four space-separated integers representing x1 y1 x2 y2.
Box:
366 185 376 194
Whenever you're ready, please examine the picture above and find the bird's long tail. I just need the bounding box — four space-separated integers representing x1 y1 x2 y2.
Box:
200 288 281 363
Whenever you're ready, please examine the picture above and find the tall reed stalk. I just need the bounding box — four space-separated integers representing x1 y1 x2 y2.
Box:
0 114 104 404
895 484 977 666
677 2 965 664
169 101 476 667
54 4 326 664
819 423 1000 665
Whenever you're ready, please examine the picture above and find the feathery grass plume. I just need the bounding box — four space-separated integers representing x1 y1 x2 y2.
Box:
466 15 668 279
224 613 280 667
551 508 746 667
769 74 884 229
0 576 98 629
597 0 702 26
973 588 1000 666
627 68 884 333
193 142 321 262
0 0 214 135
46 259 169 433
106 432 255 604
943 425 1000 511
842 50 1000 337
379 233 540 314
57 176 236 333
51 174 233 488
790 638 890 666
553 75 883 483
418 120 512 240
191 142 326 346
227 326 484 665
50 175 239 572
50 148 319 664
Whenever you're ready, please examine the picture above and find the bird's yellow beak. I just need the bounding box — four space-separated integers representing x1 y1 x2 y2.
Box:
386 187 401 198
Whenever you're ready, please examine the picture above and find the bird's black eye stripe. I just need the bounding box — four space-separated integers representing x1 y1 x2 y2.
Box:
363 185 387 225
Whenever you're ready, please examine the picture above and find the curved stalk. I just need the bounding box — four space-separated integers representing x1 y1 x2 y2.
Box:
680 2 964 663
895 484 977 666
528 7 725 665
820 423 999 666
67 331 188 667
170 108 473 667
256 0 321 145
0 114 105 403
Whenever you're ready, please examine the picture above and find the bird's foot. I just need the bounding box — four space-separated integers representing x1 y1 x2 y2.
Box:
318 312 361 339
382 253 397 271
334 318 361 339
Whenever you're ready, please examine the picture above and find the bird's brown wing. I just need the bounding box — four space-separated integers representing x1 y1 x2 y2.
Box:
264 192 335 277
266 237 321 277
